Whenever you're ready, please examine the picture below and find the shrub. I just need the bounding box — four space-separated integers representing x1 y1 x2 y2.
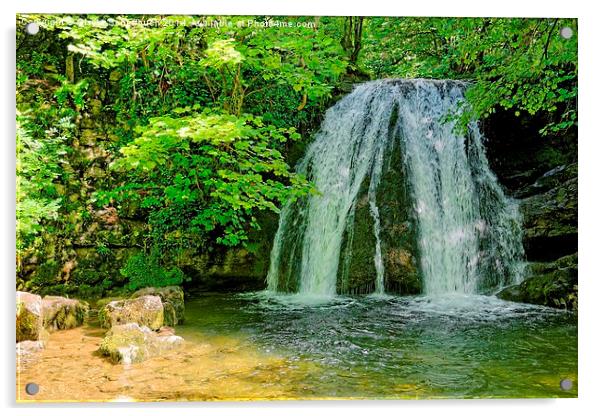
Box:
120 251 185 291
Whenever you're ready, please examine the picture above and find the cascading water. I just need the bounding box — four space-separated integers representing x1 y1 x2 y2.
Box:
266 79 524 297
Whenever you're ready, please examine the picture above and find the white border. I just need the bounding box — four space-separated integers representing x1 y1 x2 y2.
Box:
11 0 581 18
3 1 600 415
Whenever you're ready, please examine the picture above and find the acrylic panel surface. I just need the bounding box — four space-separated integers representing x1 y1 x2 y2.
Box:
16 14 578 402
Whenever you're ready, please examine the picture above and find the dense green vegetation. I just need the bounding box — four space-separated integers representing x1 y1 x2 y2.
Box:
16 15 577 294
361 17 577 134
120 250 185 291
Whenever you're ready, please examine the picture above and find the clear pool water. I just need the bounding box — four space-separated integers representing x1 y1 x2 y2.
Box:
179 292 577 399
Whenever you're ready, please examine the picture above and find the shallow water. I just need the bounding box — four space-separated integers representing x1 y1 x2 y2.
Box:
17 292 577 402
180 292 577 399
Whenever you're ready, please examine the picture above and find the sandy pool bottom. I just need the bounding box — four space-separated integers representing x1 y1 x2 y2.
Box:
16 324 314 402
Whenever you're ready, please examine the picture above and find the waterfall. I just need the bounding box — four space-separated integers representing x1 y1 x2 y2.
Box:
267 79 524 297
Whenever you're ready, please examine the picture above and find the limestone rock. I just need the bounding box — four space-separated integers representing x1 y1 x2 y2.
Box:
17 340 45 355
16 340 47 365
335 138 421 295
497 253 578 309
514 163 577 198
520 174 577 261
98 323 184 364
99 295 164 330
42 296 89 331
16 291 43 342
157 326 176 337
131 286 185 326
95 297 124 310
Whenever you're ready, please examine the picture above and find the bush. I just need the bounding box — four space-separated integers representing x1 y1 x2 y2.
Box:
120 251 185 291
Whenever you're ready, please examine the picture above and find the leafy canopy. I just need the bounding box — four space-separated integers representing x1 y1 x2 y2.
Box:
361 17 577 134
32 15 344 252
101 108 313 248
16 14 577 292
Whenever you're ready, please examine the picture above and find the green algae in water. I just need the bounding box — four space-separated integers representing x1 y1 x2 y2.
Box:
179 292 577 399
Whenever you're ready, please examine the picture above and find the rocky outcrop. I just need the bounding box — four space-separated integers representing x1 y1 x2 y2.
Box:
42 296 89 331
519 164 577 262
178 245 271 292
497 253 577 309
15 75 151 298
509 165 578 309
376 137 421 294
484 112 577 309
99 295 164 330
98 323 183 364
16 291 45 342
131 286 185 326
483 112 577 192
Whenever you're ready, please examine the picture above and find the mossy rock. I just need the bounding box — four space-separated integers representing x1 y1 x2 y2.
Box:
42 296 89 331
98 323 183 364
95 297 124 310
497 253 577 309
515 163 577 198
337 191 378 294
377 135 421 294
336 129 421 295
28 261 61 289
99 295 164 330
131 286 185 326
16 291 43 342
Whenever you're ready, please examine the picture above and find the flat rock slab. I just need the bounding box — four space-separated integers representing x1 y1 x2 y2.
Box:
16 340 46 366
98 322 184 364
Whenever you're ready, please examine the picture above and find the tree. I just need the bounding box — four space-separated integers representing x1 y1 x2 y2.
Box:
361 17 577 134
100 108 313 250
341 17 364 66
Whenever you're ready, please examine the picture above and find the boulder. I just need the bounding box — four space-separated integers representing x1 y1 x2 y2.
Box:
42 296 89 331
98 323 184 364
95 297 124 310
99 295 164 330
16 291 44 342
497 253 577 309
131 286 185 326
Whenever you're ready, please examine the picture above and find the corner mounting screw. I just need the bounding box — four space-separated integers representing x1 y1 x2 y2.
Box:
25 382 39 395
25 22 40 35
559 27 573 39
